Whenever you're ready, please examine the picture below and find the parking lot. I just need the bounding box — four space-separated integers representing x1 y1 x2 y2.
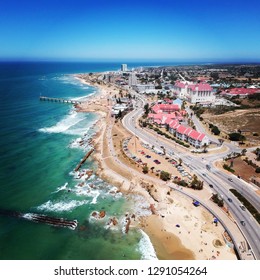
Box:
122 136 193 182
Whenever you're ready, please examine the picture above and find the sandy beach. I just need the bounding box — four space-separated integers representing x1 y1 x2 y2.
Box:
73 73 237 260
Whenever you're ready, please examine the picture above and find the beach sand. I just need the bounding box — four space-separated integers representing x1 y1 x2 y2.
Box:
73 73 237 260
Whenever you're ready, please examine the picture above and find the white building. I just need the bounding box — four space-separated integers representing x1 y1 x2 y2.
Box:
121 64 127 72
111 103 128 116
174 81 215 104
132 84 155 93
173 81 190 99
187 83 215 104
128 72 137 87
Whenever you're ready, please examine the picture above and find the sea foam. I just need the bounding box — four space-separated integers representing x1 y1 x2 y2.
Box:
139 230 158 260
36 200 88 212
39 111 87 134
52 182 68 193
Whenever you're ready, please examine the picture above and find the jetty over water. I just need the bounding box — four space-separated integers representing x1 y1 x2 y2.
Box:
40 96 81 104
0 209 78 230
75 149 94 171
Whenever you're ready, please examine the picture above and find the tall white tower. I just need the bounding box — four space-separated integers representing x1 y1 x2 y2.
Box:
129 73 137 87
121 64 127 72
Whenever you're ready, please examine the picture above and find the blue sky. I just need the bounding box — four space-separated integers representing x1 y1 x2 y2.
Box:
0 0 260 62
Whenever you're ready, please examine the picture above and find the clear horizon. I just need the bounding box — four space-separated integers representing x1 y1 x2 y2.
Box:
1 0 260 62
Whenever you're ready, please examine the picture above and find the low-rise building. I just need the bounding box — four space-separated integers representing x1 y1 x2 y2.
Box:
220 88 260 97
151 104 180 113
168 121 209 148
132 84 155 93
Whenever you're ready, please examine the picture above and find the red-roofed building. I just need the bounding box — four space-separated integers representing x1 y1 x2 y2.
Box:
187 83 215 104
188 130 209 147
169 122 209 147
173 80 215 104
220 88 260 97
173 81 190 98
148 112 183 127
152 104 180 113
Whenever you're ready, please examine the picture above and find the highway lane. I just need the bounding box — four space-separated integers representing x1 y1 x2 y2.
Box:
122 97 260 259
195 169 260 259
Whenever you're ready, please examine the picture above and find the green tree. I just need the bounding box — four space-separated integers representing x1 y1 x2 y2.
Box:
211 125 220 135
190 175 203 190
160 171 170 181
218 199 224 207
117 110 122 119
142 165 149 174
229 132 246 142
144 103 149 115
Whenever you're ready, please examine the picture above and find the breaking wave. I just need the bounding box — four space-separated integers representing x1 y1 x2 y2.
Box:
52 182 68 193
39 111 87 134
139 230 158 260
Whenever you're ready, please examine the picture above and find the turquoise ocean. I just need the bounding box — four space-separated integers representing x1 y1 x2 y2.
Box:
0 61 164 260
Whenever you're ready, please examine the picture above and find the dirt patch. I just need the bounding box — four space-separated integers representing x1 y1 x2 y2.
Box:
203 108 260 144
226 157 260 182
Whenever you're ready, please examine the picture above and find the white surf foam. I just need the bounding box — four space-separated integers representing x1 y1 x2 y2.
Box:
52 182 68 193
22 213 34 220
139 230 158 260
74 186 101 202
39 111 87 134
65 127 90 136
36 200 88 212
90 191 100 204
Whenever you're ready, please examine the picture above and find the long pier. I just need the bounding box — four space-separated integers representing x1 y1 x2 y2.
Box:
40 96 81 104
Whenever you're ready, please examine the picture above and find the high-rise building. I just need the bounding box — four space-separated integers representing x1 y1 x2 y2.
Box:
121 64 127 72
128 72 137 87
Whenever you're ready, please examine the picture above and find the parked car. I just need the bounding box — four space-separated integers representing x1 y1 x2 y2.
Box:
240 221 246 226
228 178 233 182
209 184 214 188
227 198 232 202
240 205 246 211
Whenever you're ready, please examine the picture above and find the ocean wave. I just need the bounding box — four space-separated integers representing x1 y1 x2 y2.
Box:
52 182 68 193
72 91 97 101
74 186 101 203
39 111 87 134
36 200 88 212
90 191 100 204
139 230 158 260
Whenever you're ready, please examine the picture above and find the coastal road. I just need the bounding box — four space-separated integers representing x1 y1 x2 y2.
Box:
105 108 250 259
122 96 260 259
